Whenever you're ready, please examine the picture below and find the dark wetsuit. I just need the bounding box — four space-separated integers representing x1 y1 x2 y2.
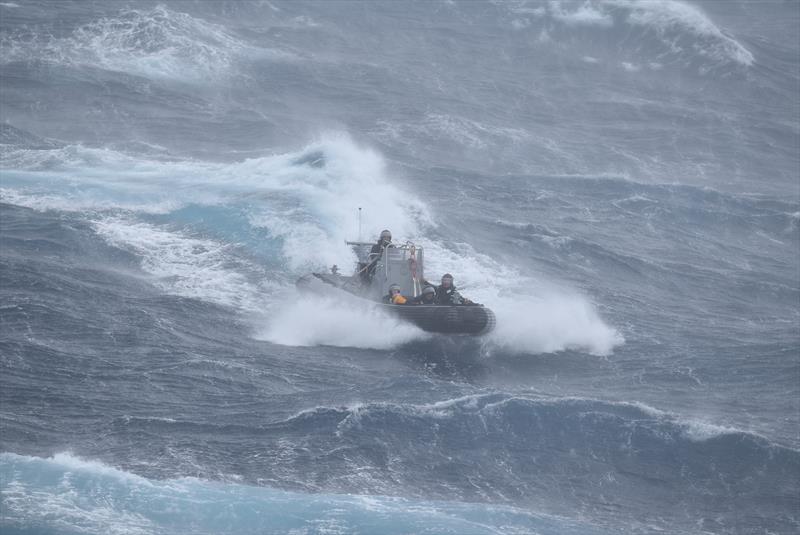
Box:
408 293 436 305
435 284 464 305
366 240 392 280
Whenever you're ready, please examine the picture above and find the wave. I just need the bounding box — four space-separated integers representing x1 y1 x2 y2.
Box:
506 0 753 73
0 134 430 269
91 216 272 312
0 452 595 535
255 292 431 350
273 393 799 499
375 113 531 151
4 393 796 533
1 135 622 355
491 172 800 240
0 5 265 82
0 124 62 150
284 392 797 449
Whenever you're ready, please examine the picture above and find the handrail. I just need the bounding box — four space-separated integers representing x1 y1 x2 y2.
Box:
346 240 424 286
346 240 422 250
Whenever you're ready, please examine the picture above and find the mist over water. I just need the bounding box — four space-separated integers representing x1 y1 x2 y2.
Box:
1 1 798 534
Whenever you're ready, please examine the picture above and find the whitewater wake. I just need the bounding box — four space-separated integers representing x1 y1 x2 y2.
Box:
2 134 622 355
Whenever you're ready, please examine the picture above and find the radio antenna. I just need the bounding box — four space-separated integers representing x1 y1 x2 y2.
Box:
358 207 362 241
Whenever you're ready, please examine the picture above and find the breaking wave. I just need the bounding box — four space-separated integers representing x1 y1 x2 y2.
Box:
0 452 591 535
507 0 753 73
2 134 622 355
1 5 262 81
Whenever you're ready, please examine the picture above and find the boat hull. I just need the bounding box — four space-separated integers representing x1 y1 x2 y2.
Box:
297 273 496 335
379 302 496 335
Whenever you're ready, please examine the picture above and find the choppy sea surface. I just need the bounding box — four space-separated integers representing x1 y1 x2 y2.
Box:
1 1 798 533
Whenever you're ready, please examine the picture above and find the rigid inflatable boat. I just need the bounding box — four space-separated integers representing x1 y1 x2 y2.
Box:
297 241 495 335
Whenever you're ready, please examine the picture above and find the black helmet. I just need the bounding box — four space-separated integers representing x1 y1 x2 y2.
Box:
441 273 454 282
380 229 392 241
422 286 435 295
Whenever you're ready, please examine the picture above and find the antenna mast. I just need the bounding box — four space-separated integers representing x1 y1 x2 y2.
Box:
358 207 362 241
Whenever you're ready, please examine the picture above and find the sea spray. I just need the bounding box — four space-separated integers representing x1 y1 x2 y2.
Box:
257 292 430 350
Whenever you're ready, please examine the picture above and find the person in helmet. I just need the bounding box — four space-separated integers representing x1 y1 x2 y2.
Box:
408 284 437 305
435 273 472 305
383 283 407 305
370 229 393 258
366 229 394 281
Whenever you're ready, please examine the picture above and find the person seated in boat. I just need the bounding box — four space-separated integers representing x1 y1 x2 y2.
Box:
408 285 436 305
365 229 393 281
383 283 407 305
435 273 473 305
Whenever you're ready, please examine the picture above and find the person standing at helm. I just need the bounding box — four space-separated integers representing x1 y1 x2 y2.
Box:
367 229 393 280
435 273 472 305
370 229 393 258
383 283 407 305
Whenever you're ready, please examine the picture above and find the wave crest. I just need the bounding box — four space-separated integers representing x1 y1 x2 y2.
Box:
511 0 753 72
2 5 248 81
0 452 576 535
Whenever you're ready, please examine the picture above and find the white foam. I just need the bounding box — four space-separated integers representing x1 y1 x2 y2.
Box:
511 18 531 30
291 15 321 28
1 135 432 322
376 114 530 151
245 132 433 271
286 396 768 449
3 134 623 354
256 293 429 350
1 144 222 212
0 5 259 81
420 240 624 356
616 0 754 66
0 452 560 534
92 216 267 311
614 0 753 66
489 294 623 356
2 134 430 269
51 453 153 484
0 186 181 215
515 0 753 68
606 404 751 443
1 453 155 535
680 420 740 442
0 452 147 484
550 1 614 28
422 394 486 413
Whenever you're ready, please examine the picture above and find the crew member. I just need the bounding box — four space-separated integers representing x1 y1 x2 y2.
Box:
435 273 472 305
383 283 407 305
408 285 436 305
366 229 393 281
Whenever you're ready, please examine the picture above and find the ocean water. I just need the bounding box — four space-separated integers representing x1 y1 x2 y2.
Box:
1 1 798 533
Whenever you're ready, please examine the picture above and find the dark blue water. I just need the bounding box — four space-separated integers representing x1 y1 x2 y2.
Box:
1 1 798 533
